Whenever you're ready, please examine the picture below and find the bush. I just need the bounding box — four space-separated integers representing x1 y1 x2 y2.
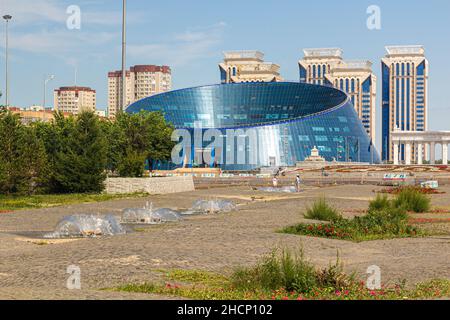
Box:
353 206 410 235
368 194 391 212
231 248 349 293
393 187 431 213
304 197 341 222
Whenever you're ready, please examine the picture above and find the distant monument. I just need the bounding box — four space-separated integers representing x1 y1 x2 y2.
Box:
304 146 326 162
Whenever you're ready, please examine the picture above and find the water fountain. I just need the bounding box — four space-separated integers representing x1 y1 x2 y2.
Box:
258 186 297 193
153 208 182 222
44 214 125 238
191 199 237 214
121 202 182 224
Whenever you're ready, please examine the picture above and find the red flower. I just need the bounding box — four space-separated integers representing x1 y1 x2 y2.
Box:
282 296 289 300
335 290 341 296
344 290 349 295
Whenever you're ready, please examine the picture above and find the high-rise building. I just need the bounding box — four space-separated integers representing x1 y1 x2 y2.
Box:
107 65 172 117
381 45 428 162
53 86 96 115
299 48 343 85
219 51 283 83
299 48 376 143
326 61 376 142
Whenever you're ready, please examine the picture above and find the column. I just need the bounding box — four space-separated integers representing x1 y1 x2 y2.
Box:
443 143 448 165
424 143 430 162
430 142 436 165
393 141 399 165
405 142 412 165
417 143 423 165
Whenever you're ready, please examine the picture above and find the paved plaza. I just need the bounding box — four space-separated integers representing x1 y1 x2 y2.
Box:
0 184 449 299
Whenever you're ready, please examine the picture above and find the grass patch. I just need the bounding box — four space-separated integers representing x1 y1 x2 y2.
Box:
282 210 421 242
393 187 431 213
368 194 391 212
304 197 341 221
0 192 148 211
115 249 450 300
231 248 351 293
281 196 424 242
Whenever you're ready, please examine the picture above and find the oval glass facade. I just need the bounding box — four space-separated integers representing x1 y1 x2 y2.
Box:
126 82 380 170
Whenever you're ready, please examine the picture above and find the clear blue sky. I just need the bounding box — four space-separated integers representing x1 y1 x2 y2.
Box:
1 0 449 148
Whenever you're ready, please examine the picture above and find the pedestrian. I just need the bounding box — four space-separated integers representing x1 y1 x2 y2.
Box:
295 174 302 192
272 176 278 188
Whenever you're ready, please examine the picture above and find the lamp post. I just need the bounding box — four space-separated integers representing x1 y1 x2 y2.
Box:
121 0 127 112
43 75 55 121
3 15 12 107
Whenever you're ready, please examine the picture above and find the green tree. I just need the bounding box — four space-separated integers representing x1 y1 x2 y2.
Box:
37 111 107 193
0 111 47 194
57 111 107 193
109 111 174 177
100 118 126 174
34 112 76 193
117 148 146 177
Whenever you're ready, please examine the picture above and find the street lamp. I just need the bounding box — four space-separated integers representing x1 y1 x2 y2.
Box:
43 75 55 121
3 15 12 107
121 0 127 112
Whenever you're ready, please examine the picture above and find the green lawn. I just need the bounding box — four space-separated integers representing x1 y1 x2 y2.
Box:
0 193 148 212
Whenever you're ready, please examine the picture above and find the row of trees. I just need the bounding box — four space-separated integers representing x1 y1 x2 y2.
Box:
0 110 174 195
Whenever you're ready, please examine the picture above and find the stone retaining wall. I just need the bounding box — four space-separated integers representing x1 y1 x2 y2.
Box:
105 176 195 194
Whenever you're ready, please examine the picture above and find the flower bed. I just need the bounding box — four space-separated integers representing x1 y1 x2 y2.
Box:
408 217 450 224
378 186 445 195
116 268 450 300
281 217 419 242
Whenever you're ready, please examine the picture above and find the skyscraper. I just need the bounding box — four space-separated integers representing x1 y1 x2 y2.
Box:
108 65 171 118
219 51 283 83
299 48 376 142
299 48 343 85
381 46 428 163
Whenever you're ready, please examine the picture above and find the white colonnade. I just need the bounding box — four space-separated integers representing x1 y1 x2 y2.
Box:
391 131 450 165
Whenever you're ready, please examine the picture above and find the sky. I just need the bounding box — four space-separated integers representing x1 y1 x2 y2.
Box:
0 0 449 149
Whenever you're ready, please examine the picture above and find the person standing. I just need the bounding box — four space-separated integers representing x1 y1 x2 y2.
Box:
295 174 302 192
272 176 278 188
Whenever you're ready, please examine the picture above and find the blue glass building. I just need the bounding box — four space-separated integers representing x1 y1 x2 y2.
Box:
381 46 428 163
126 82 380 171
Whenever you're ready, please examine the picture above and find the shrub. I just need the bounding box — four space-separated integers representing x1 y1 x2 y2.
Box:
368 194 391 212
393 187 431 213
304 197 342 222
353 206 410 235
231 248 349 293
